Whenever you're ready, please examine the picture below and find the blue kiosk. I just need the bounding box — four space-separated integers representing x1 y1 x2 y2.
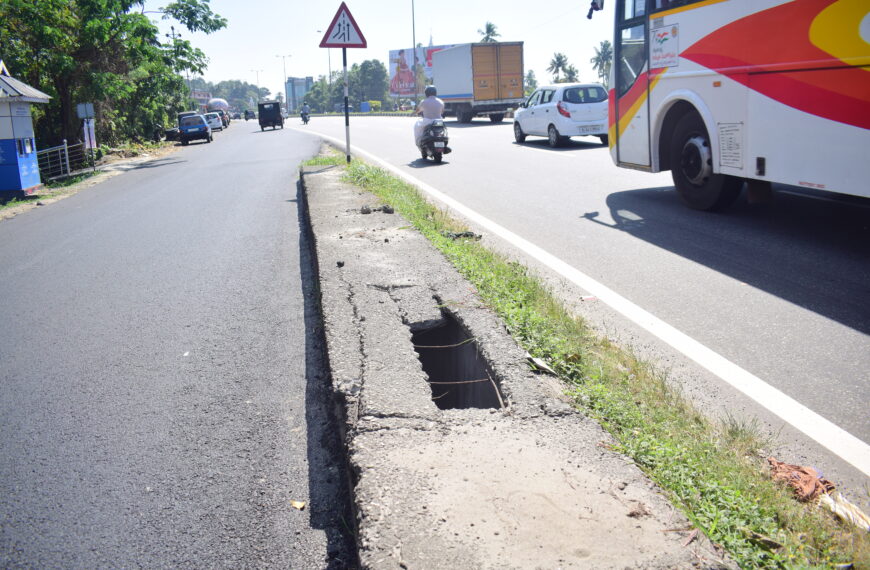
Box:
0 60 51 195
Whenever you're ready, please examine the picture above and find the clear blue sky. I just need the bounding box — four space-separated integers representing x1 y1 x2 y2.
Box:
144 0 612 98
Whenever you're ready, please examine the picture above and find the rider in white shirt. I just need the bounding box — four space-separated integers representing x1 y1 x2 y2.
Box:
414 85 445 145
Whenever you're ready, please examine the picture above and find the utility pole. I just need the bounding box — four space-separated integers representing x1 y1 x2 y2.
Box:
166 25 191 97
411 0 418 106
276 54 291 112
250 69 262 101
316 31 332 84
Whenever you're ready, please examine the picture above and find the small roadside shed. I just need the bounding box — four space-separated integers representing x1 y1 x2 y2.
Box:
0 60 51 195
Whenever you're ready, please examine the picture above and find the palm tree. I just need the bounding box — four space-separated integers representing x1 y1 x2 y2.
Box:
478 22 500 43
524 70 538 96
563 64 579 83
590 40 613 88
547 52 568 83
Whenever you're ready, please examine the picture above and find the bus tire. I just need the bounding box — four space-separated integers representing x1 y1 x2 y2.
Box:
670 112 742 211
489 113 505 123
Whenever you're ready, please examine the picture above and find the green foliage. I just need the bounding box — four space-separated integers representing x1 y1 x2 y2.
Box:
590 40 613 88
368 101 382 112
311 155 870 570
477 22 501 43
300 60 391 114
547 52 569 83
0 0 226 146
524 70 538 96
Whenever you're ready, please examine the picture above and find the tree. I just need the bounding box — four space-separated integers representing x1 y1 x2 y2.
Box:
590 40 613 88
524 70 537 96
547 53 568 83
562 65 579 83
477 22 500 43
0 0 226 145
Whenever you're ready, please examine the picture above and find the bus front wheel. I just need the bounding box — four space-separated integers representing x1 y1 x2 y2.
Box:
670 113 742 211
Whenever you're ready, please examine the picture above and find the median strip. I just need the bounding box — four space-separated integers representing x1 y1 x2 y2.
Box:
303 148 869 569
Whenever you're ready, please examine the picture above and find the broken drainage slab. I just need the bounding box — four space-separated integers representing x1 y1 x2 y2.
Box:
412 312 503 410
301 163 734 569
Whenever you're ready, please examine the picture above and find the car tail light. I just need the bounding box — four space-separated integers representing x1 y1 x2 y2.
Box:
557 102 571 118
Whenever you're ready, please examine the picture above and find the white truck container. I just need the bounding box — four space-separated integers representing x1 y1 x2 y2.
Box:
432 42 524 123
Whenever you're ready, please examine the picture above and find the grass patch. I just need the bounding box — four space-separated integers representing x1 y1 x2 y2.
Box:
45 170 102 189
303 151 869 569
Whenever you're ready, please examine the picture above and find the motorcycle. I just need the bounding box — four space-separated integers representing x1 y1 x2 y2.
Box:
301 112 310 125
417 119 450 163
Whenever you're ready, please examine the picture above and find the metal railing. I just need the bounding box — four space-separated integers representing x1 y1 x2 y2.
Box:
36 140 93 180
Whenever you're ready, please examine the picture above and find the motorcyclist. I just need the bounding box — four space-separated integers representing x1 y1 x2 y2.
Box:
300 102 311 123
414 85 444 146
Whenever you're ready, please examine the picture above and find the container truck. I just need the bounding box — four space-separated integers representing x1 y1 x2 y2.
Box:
432 42 524 123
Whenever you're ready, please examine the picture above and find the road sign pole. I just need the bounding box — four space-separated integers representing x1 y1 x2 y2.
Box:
343 47 351 163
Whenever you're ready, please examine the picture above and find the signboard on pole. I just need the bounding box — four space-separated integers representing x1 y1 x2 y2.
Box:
320 3 367 163
319 2 367 48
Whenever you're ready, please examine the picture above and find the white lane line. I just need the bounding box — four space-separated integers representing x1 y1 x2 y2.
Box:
312 132 870 477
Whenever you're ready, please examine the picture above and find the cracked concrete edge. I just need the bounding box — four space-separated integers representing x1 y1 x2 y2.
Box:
299 163 734 569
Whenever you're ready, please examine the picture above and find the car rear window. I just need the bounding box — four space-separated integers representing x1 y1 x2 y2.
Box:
562 86 608 104
181 116 204 126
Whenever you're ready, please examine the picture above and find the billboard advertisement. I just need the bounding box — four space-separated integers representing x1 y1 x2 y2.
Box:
389 45 456 97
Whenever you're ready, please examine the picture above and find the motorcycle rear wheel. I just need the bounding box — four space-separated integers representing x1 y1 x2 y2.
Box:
434 152 443 163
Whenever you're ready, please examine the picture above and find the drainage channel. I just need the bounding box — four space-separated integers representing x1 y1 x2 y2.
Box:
411 312 504 410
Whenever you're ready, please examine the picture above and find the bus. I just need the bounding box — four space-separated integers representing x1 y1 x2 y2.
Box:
604 0 870 210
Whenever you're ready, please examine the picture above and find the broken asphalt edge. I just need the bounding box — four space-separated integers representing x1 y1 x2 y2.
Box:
298 162 735 569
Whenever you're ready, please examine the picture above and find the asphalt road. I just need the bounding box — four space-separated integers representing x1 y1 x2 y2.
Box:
295 115 870 491
0 124 355 567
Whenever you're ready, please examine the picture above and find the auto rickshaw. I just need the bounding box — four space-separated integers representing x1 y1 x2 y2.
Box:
257 100 283 131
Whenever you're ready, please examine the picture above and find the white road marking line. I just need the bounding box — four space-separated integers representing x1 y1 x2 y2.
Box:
312 132 870 477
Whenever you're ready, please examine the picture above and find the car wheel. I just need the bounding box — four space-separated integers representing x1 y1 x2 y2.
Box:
181 139 189 146
599 134 609 146
514 121 526 143
548 125 563 148
261 126 264 131
670 112 743 211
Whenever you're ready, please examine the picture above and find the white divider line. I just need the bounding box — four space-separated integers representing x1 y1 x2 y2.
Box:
312 132 870 477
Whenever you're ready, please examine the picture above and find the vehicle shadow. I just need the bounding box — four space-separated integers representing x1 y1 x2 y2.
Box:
514 138 607 152
582 185 870 334
296 177 359 568
407 158 449 168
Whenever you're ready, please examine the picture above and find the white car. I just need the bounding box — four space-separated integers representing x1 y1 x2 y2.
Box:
204 112 223 132
513 83 609 147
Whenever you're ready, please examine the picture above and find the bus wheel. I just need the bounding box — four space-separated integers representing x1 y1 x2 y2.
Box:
670 113 742 211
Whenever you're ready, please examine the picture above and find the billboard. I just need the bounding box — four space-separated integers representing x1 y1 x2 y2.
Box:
389 44 456 97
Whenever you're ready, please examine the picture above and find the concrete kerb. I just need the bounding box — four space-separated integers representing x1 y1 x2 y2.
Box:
300 163 734 569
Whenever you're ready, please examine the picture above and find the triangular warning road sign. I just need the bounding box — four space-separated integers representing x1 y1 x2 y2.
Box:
319 2 367 48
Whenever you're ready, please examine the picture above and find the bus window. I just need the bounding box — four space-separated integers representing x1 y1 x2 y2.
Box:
623 0 645 19
617 25 645 96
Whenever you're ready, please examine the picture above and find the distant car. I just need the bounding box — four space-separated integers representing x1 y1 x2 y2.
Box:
204 112 223 131
178 114 212 145
513 83 609 147
231 112 241 120
333 102 354 113
244 110 255 120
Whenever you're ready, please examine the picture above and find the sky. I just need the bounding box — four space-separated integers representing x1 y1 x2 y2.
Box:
144 0 613 99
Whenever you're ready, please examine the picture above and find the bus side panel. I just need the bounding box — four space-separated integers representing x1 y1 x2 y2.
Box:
747 70 870 197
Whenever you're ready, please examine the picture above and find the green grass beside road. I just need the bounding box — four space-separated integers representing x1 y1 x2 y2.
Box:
304 152 869 569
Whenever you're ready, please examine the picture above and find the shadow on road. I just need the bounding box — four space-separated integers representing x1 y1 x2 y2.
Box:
296 178 359 569
582 185 870 334
513 139 608 152
407 158 449 168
